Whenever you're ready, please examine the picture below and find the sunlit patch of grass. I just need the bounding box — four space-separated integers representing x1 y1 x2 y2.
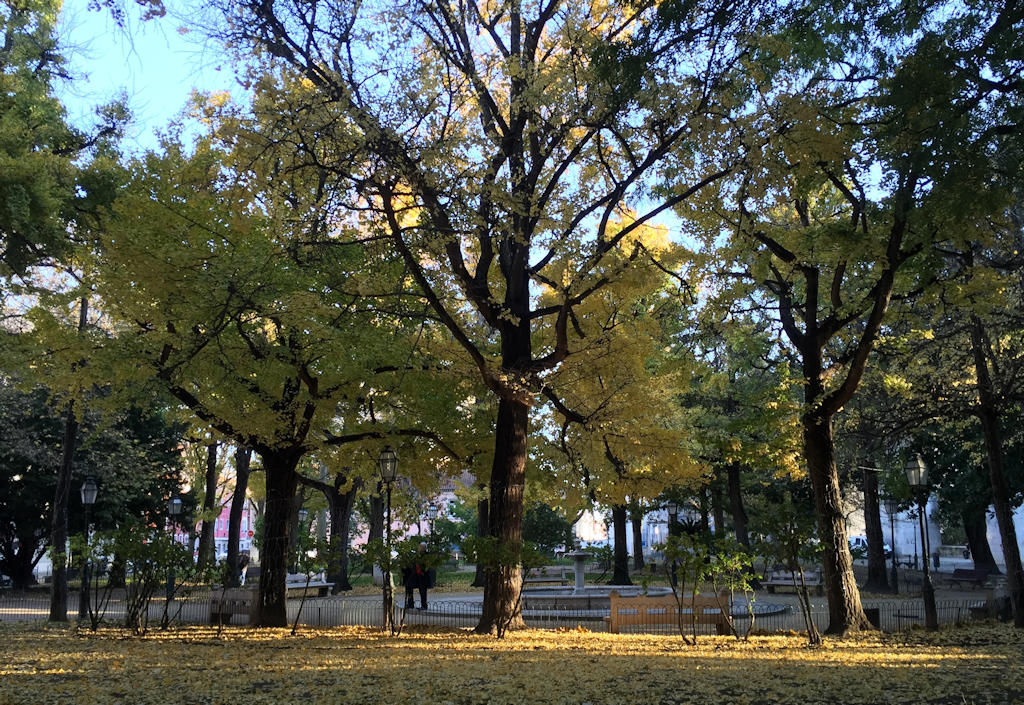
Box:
0 621 1020 704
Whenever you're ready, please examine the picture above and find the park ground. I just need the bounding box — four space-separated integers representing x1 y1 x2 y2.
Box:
1 621 1021 705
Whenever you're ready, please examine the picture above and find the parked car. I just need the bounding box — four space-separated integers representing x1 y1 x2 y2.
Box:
849 536 892 558
0 574 12 589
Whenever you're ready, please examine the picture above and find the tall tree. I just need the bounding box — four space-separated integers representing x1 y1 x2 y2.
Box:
217 0 760 633
693 0 1024 633
55 96 475 626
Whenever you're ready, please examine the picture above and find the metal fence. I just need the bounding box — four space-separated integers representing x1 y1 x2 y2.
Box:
0 589 993 635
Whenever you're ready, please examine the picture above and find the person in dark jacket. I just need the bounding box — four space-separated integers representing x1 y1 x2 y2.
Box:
402 542 436 610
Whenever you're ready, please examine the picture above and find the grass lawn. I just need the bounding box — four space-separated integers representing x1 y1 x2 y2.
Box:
1 621 1021 704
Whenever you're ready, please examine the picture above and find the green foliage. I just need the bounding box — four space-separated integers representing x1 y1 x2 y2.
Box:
0 376 188 589
660 533 755 642
522 503 574 557
75 523 206 634
753 491 824 645
0 0 127 282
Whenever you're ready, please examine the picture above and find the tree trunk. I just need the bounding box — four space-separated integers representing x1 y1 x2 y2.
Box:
475 397 528 634
630 507 645 571
6 542 41 589
49 298 88 622
862 466 891 593
963 508 1000 575
711 476 726 537
970 315 1024 627
287 488 307 569
253 449 301 627
472 497 489 588
610 504 632 585
197 442 219 571
224 446 252 588
48 400 78 622
327 477 360 593
804 413 871 634
368 484 383 544
727 463 750 547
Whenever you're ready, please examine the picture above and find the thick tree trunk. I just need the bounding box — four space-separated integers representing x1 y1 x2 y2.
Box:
727 463 750 547
804 414 871 634
630 507 645 571
253 449 301 627
963 509 1000 575
971 316 1024 627
224 447 252 588
862 467 891 593
475 397 528 634
610 504 632 585
472 497 489 588
197 442 219 571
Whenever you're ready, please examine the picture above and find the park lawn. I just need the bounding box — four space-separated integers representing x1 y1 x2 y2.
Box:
0 622 1020 705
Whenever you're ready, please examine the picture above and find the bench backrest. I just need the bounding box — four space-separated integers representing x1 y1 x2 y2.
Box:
608 591 727 632
951 568 988 579
766 569 822 585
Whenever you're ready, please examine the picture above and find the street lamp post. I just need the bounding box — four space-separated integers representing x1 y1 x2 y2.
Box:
427 503 438 537
883 496 899 594
905 454 938 630
378 446 398 632
78 477 98 621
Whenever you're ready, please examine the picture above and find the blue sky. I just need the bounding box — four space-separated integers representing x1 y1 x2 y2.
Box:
57 1 234 152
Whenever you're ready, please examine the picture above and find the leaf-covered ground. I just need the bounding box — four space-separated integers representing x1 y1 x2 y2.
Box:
1 622 1020 705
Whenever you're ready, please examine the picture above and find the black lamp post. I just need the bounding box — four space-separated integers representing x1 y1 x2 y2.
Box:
905 454 938 630
427 503 438 536
378 445 398 632
166 496 182 601
884 496 899 594
78 477 98 620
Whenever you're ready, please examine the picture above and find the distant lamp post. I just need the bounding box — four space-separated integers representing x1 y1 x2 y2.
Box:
427 503 439 535
905 454 938 630
166 496 183 602
378 446 398 632
883 496 900 594
78 477 98 620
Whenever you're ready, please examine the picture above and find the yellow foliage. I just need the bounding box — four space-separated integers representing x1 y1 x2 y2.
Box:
0 622 1021 704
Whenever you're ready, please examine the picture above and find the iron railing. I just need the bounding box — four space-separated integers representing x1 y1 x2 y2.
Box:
0 589 992 635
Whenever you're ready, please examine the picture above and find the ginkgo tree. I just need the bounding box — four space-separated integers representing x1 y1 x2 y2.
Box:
216 0 764 633
30 90 482 627
688 0 1024 633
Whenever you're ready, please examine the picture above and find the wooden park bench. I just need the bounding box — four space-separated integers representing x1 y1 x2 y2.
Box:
946 568 989 589
604 591 729 634
209 587 256 625
523 568 570 586
762 568 824 596
286 572 335 598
